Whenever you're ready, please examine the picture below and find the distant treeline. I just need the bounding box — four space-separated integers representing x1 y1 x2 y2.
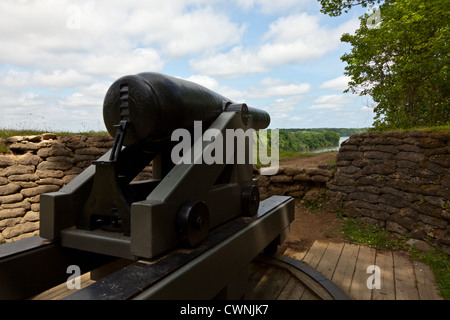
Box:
279 130 339 152
258 128 367 153
279 128 367 137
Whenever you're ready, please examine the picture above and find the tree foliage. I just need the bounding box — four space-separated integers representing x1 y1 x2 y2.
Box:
318 0 382 16
277 130 340 152
259 128 365 153
280 127 366 136
320 0 449 130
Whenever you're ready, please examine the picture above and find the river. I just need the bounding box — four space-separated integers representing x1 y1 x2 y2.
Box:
311 136 349 153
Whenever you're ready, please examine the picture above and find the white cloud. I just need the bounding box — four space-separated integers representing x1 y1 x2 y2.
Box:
0 70 30 88
249 78 310 98
308 104 343 110
183 75 246 101
190 46 267 78
272 113 290 119
0 0 249 131
133 7 245 58
78 48 164 79
183 75 221 92
308 94 354 111
34 70 92 88
265 96 306 113
0 0 244 76
262 95 306 125
320 75 351 91
191 13 359 77
18 93 45 107
183 75 309 102
0 69 91 90
80 82 113 100
59 92 99 108
232 0 312 14
0 0 368 131
314 94 353 105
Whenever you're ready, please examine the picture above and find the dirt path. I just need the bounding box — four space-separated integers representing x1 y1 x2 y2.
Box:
277 152 345 253
279 152 337 169
280 199 344 254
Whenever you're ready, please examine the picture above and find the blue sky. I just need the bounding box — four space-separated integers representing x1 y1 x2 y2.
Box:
0 0 374 132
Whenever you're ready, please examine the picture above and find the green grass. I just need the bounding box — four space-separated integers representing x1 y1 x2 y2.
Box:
340 216 450 299
0 129 108 138
0 140 7 154
302 199 322 213
341 217 408 250
410 247 450 300
279 149 337 161
279 150 316 161
370 124 450 133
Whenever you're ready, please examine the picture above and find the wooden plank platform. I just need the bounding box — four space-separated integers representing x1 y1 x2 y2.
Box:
284 240 443 300
32 240 443 300
245 263 313 300
31 272 95 300
32 260 327 301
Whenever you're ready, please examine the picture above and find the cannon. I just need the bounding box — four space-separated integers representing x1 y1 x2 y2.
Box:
0 72 294 300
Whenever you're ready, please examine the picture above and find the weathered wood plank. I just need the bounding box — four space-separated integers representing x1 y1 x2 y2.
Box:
264 255 334 300
276 277 305 300
264 268 291 299
246 263 272 299
32 272 94 300
248 262 266 281
302 240 328 269
349 245 376 300
300 288 320 300
31 240 444 301
413 260 443 300
393 251 419 300
372 250 395 300
247 267 286 300
283 246 307 261
316 242 344 280
331 243 359 295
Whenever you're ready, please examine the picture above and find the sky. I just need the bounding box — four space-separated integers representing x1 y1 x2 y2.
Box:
0 0 375 133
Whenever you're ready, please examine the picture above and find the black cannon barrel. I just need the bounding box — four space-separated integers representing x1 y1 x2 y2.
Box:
103 72 270 147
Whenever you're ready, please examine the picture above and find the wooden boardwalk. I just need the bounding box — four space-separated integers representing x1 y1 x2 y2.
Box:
33 259 336 301
32 240 443 300
245 262 321 300
32 272 96 300
282 240 443 300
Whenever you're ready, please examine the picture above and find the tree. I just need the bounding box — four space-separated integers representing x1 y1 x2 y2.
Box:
320 0 449 129
318 0 382 16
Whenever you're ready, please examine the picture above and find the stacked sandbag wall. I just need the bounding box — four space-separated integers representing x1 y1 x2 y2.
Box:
0 134 114 242
325 130 449 252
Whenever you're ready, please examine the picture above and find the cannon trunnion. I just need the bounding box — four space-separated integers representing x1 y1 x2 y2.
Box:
0 72 294 300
